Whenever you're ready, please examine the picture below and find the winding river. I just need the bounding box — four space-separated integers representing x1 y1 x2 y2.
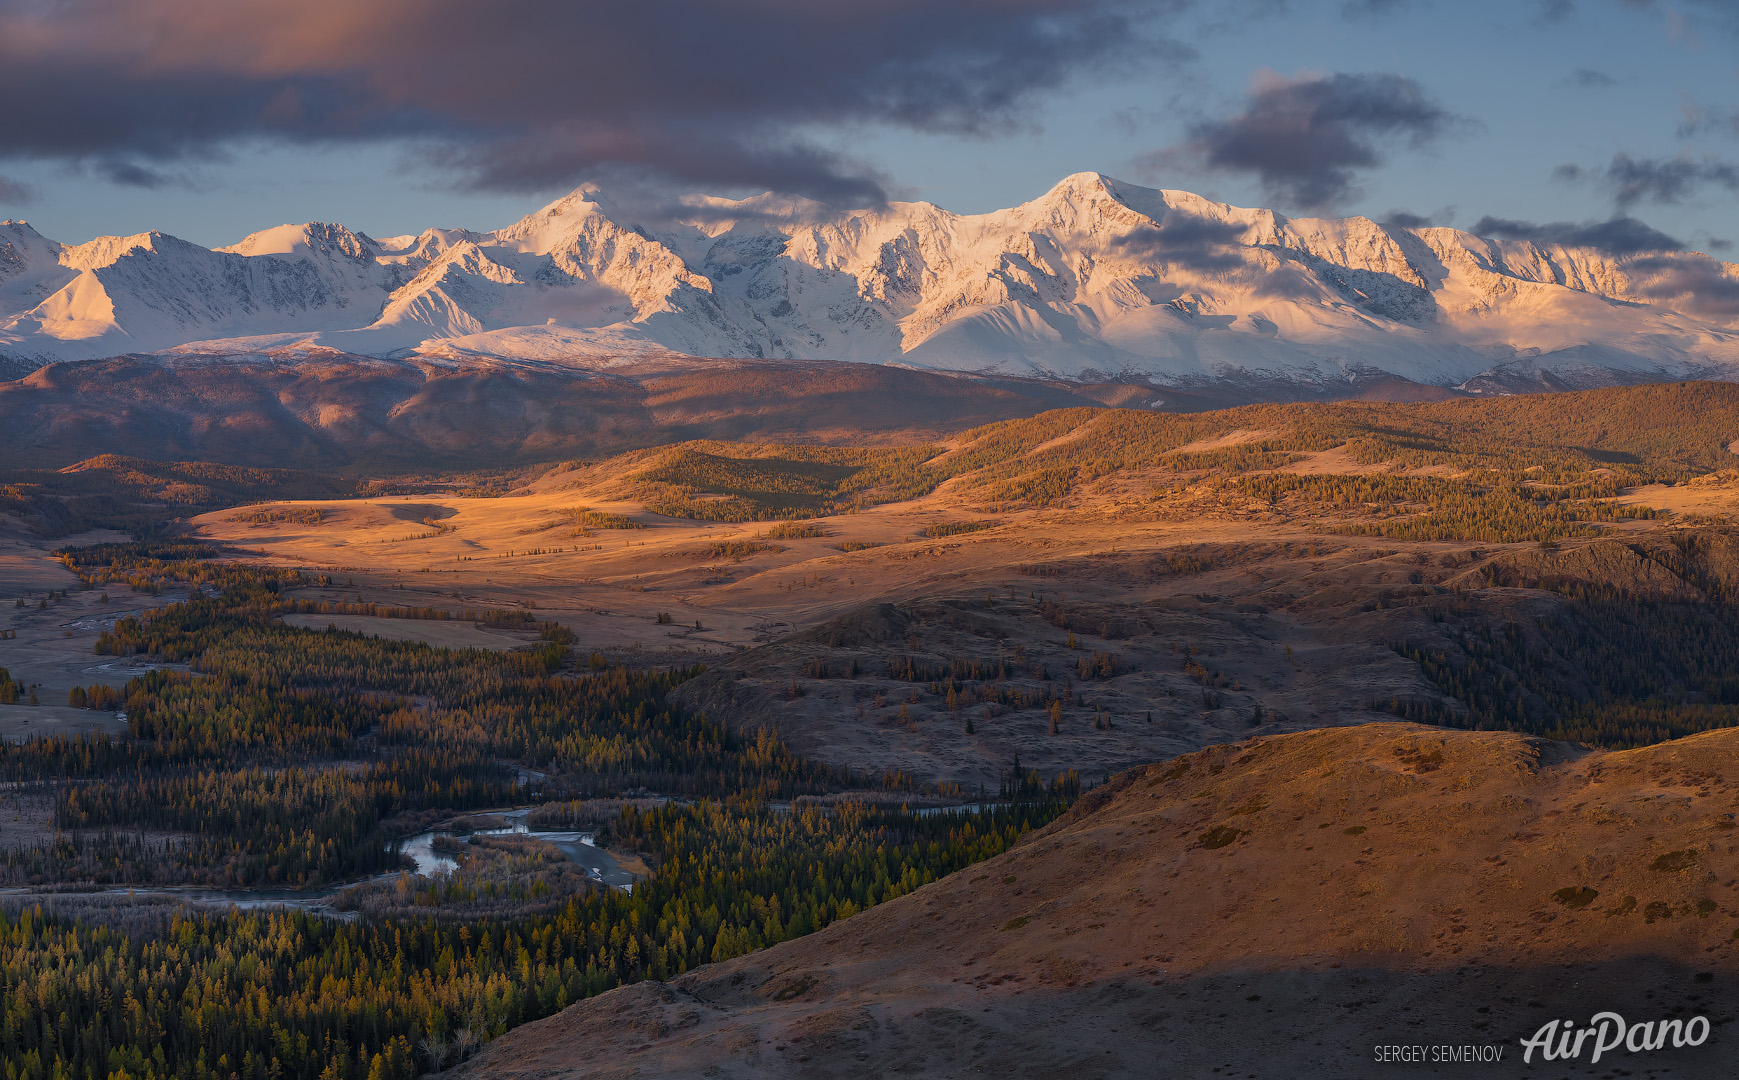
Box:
3 809 642 916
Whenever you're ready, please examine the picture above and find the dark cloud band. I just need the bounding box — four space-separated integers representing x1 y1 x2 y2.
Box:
1559 152 1739 210
0 0 1167 204
1471 214 1683 254
1148 71 1459 211
1109 211 1248 271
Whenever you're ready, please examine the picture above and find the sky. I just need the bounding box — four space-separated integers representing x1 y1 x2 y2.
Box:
0 0 1733 256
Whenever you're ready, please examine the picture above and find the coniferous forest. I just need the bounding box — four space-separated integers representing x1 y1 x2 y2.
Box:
0 543 1073 1080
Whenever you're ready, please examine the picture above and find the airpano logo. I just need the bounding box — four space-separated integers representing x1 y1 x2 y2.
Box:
1519 1011 1710 1064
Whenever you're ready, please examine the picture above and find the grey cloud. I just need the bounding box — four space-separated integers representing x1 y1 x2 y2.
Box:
1106 210 1330 298
1606 153 1739 208
94 160 170 189
1381 207 1453 229
1471 215 1683 254
1189 0 1288 38
1560 152 1739 209
0 174 32 204
1709 237 1734 251
1151 72 1460 211
1627 253 1739 315
1339 0 1413 19
1534 0 1575 23
1617 0 1739 37
0 0 1171 205
1251 262 1323 300
1677 107 1739 139
1567 68 1616 87
1110 212 1248 272
573 173 856 233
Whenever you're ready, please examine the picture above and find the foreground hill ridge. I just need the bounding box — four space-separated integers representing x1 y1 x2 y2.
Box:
4 172 1737 389
453 722 1739 1078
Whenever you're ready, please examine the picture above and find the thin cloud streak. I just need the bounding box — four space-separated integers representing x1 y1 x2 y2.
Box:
1471 214 1683 254
1381 207 1454 229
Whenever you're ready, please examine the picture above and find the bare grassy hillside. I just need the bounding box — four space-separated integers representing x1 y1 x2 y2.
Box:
454 722 1739 1079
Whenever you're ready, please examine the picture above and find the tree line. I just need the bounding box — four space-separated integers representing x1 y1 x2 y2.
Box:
0 541 1080 1080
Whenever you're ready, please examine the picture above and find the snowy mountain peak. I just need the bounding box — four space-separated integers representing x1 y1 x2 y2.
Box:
2 173 1735 390
493 187 620 251
59 229 205 271
1 219 52 243
1030 171 1117 207
0 220 64 278
219 222 375 261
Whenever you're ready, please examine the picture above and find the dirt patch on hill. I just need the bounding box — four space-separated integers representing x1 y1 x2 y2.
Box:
1170 427 1275 454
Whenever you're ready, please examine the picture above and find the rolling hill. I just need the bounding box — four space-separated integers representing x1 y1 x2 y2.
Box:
450 722 1739 1079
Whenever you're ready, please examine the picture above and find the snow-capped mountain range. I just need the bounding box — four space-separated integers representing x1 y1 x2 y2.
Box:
4 172 1737 390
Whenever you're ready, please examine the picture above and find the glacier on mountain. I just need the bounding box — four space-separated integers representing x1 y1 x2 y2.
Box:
3 173 1737 390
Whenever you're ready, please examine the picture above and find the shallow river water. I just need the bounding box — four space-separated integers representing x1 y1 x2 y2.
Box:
6 808 642 915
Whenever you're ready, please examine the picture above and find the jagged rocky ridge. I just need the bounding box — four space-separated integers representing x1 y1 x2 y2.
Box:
4 173 1737 390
